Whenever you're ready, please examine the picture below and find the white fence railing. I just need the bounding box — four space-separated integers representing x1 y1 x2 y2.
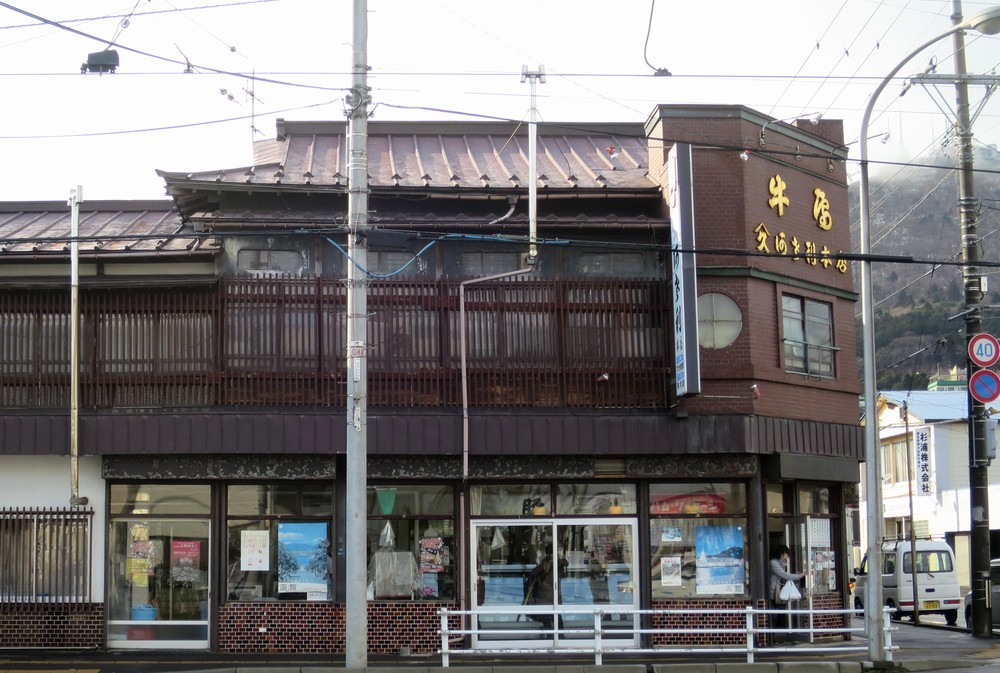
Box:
438 606 897 667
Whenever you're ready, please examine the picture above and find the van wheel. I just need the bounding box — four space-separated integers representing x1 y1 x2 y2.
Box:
945 609 958 626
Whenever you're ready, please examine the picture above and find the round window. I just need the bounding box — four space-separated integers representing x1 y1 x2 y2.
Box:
697 292 743 349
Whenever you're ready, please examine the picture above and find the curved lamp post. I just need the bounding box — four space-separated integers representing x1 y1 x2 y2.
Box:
859 5 1000 660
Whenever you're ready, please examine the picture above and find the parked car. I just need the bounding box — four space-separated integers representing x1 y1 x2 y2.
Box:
854 539 961 625
965 559 1000 629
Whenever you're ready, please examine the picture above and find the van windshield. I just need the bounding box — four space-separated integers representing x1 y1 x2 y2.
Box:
902 550 953 574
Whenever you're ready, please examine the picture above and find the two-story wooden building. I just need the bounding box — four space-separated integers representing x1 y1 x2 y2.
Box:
0 104 861 654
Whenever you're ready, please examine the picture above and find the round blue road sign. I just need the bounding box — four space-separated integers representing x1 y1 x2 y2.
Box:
970 368 1000 404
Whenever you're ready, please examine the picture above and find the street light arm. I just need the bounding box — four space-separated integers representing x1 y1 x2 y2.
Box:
857 13 993 663
859 23 969 169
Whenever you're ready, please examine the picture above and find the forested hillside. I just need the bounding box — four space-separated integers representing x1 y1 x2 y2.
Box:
852 144 1000 390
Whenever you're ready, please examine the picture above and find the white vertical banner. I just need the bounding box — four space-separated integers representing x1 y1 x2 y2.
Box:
913 427 933 496
668 143 700 396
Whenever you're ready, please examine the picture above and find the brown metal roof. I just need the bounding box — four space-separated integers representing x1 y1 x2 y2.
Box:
0 200 220 260
159 120 659 194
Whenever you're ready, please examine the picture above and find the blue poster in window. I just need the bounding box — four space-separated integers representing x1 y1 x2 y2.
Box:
694 525 744 594
277 522 329 600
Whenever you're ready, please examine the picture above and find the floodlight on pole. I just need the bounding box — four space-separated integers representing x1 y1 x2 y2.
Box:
758 111 822 149
858 5 1000 660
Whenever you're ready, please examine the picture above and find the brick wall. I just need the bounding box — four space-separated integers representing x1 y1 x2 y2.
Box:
216 600 459 654
649 599 750 646
810 592 852 636
0 604 103 649
650 596 849 648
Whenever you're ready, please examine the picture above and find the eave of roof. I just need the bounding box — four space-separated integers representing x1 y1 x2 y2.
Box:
0 200 220 260
159 120 661 218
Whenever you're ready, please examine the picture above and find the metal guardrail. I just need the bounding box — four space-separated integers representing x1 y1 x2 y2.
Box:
438 605 897 666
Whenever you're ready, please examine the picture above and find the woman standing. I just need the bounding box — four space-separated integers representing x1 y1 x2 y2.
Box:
769 544 806 643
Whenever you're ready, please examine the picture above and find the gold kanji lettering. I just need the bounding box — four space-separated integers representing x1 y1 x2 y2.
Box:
804 241 817 266
820 245 832 268
774 231 788 255
768 174 790 216
836 259 848 273
813 188 832 230
754 223 771 252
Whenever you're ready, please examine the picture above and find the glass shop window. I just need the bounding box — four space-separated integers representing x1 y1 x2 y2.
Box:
225 483 334 601
556 483 636 515
469 484 552 517
648 482 749 599
366 485 455 600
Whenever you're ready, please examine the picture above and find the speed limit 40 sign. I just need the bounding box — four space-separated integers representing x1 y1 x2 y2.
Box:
969 333 1000 368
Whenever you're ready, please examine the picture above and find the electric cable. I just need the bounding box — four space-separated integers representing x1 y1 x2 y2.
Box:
0 1 346 91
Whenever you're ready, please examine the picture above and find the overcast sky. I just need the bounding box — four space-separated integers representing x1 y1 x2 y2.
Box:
0 0 997 202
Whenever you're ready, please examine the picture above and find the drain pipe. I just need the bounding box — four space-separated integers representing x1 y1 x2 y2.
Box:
68 186 88 508
488 196 518 227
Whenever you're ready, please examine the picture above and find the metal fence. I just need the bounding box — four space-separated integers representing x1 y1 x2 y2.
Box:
0 507 93 607
438 605 895 666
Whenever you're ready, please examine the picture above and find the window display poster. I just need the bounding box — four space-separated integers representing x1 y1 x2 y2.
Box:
241 530 270 571
661 526 683 543
171 540 201 583
277 522 329 600
809 518 832 548
694 525 744 595
420 536 445 573
660 556 682 586
812 550 836 592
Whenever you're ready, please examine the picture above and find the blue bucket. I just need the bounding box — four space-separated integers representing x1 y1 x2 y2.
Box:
130 605 158 621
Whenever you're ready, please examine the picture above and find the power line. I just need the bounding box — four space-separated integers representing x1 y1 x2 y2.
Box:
0 0 278 30
0 99 338 139
0 1 345 91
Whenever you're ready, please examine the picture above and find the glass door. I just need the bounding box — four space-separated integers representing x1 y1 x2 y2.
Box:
108 520 211 649
471 518 639 648
786 516 831 643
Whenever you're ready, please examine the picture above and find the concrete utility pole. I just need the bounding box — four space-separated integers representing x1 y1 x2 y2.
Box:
345 0 370 664
952 0 992 639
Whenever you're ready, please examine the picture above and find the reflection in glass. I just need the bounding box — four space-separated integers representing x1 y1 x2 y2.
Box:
649 518 748 599
556 484 636 515
110 485 210 516
107 520 210 648
472 521 637 644
648 483 746 515
469 485 550 516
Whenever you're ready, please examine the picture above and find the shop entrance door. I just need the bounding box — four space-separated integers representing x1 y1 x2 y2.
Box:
471 519 639 648
108 520 211 649
785 516 834 643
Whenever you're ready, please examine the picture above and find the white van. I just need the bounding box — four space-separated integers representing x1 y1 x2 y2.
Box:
854 539 962 625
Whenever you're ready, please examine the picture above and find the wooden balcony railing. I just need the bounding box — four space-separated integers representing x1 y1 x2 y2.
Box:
0 276 671 410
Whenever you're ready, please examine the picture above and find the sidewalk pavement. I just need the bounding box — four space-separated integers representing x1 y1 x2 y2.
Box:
1 621 998 673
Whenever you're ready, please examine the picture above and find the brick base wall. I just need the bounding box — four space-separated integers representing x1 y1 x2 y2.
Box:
810 592 851 636
216 601 459 654
0 604 103 649
649 599 750 646
650 596 848 648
